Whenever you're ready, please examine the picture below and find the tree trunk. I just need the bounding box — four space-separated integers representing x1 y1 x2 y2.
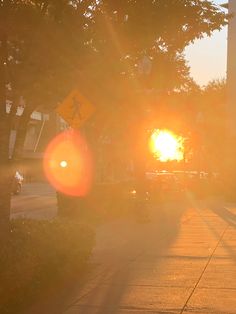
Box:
12 106 34 161
0 30 11 239
0 120 11 235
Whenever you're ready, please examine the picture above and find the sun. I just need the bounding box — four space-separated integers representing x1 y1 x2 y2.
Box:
149 129 184 162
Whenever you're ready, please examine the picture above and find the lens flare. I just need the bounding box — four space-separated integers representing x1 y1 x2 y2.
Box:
60 160 68 168
149 129 184 162
43 130 93 196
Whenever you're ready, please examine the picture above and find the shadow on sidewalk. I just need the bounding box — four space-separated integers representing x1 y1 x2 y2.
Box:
188 197 236 263
25 200 187 314
211 205 236 228
68 201 187 314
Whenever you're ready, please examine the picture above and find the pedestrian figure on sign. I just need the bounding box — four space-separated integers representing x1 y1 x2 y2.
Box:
71 96 82 120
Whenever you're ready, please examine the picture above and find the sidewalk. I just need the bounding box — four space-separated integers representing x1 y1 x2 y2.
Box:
30 199 236 314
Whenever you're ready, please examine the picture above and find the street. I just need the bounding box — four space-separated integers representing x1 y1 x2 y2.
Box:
19 186 236 314
11 182 57 220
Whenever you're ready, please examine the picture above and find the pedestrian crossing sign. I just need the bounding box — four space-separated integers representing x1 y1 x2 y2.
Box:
56 89 95 128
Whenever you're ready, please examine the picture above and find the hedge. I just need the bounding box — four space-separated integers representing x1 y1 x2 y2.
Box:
0 219 95 314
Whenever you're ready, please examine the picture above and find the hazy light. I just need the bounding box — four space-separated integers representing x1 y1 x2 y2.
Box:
149 129 184 162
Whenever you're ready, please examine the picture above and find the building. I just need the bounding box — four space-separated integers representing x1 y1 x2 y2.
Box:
7 103 67 180
224 0 236 134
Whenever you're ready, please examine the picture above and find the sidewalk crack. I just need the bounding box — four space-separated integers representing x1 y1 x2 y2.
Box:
179 225 229 314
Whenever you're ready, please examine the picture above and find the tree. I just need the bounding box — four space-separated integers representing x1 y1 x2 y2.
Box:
172 79 227 172
83 0 228 182
84 0 228 93
200 79 227 172
0 1 228 227
6 1 95 157
0 1 94 234
76 1 228 174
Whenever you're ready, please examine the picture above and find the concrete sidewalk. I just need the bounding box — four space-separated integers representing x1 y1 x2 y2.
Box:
30 199 236 314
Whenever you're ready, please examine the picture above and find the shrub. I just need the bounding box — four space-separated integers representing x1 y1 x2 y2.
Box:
0 219 95 314
57 181 136 221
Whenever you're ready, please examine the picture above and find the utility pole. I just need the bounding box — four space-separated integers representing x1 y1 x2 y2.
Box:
223 0 236 199
227 0 236 134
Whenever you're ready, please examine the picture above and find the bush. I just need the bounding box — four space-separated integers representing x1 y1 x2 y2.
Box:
57 181 136 221
0 219 95 314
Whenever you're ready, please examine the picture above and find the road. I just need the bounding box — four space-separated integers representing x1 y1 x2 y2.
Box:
24 193 236 314
11 182 57 219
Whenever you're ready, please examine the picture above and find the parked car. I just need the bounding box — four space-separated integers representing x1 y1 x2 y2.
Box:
12 171 24 195
149 172 184 201
129 171 184 205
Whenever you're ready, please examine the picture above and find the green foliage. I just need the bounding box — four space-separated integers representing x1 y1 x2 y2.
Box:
200 79 227 171
86 0 228 93
1 0 228 112
0 0 228 149
173 79 227 171
0 219 95 314
2 0 93 109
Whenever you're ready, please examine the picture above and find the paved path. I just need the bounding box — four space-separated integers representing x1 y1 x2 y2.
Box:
27 197 236 314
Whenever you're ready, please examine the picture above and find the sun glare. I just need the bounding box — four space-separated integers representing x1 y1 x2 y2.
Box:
149 129 184 162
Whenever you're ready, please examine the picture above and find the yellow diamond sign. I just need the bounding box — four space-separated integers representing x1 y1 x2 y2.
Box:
56 89 95 128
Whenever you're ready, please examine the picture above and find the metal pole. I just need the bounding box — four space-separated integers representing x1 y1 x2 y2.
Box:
223 0 236 199
227 0 236 134
34 115 46 152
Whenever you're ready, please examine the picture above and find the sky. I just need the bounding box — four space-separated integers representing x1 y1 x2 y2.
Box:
185 0 228 86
